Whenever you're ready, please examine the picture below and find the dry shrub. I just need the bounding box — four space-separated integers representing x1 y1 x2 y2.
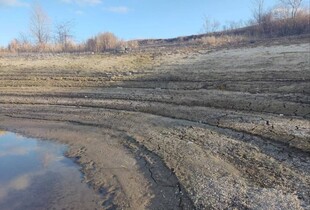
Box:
0 46 8 55
198 35 246 46
8 39 33 53
293 11 310 34
116 39 126 49
8 39 18 52
200 36 217 45
126 40 139 49
7 39 83 53
86 32 123 52
5 31 139 54
96 32 119 51
113 40 140 53
253 8 310 37
86 37 97 52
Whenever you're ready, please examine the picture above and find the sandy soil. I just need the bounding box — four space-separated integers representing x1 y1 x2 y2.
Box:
0 37 309 209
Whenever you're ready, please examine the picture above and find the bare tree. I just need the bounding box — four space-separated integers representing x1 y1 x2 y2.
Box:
252 0 265 25
279 0 303 18
30 4 51 46
55 21 73 52
211 20 221 32
272 5 290 20
227 20 245 30
202 17 220 33
19 32 30 45
19 32 32 52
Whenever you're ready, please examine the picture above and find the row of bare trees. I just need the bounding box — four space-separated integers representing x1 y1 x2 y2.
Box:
250 0 309 36
5 0 309 53
252 0 304 24
29 4 75 51
8 4 76 53
202 0 308 36
7 4 138 53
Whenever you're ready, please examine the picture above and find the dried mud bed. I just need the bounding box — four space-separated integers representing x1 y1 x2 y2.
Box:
0 39 309 209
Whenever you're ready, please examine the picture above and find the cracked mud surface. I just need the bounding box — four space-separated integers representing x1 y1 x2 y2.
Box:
0 37 309 209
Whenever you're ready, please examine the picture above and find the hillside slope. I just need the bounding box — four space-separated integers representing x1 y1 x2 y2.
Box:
0 37 309 209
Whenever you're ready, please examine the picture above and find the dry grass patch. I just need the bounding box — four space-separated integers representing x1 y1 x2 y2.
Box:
195 35 246 46
0 53 154 73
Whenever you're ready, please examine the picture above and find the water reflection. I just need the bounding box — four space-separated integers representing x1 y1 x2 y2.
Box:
0 130 6 136
0 172 43 200
0 132 102 210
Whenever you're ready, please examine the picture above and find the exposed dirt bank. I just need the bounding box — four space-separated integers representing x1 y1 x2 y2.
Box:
0 38 309 209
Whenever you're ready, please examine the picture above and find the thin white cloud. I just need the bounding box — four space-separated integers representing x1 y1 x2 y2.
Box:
104 6 130 14
0 0 28 7
0 171 46 200
0 146 32 157
61 0 102 5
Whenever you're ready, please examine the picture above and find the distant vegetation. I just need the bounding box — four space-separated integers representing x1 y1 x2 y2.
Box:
3 4 138 54
1 0 309 54
85 32 139 53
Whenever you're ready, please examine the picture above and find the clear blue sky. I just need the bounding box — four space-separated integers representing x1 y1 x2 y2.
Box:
0 0 288 46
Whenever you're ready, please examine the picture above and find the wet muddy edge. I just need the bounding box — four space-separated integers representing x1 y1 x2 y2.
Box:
0 117 196 209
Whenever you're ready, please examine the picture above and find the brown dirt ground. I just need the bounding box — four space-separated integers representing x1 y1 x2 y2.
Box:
0 37 309 210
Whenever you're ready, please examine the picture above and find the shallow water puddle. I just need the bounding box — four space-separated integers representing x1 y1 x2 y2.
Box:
0 132 102 210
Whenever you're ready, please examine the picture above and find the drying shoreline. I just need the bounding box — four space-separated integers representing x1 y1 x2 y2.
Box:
0 37 309 209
